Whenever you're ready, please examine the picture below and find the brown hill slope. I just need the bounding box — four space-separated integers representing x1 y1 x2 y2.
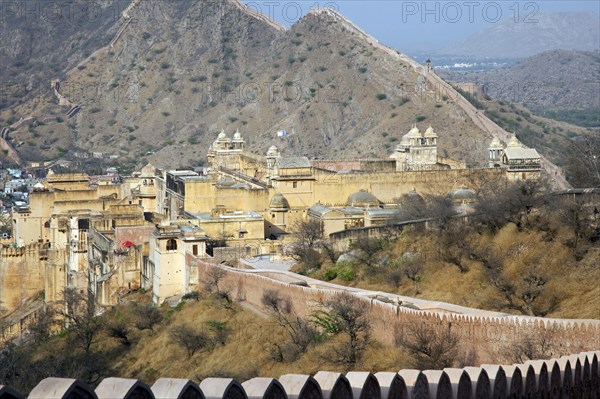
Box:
0 1 574 181
441 50 600 127
0 0 126 110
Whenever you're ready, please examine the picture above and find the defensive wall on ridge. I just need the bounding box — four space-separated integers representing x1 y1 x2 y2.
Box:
193 262 600 366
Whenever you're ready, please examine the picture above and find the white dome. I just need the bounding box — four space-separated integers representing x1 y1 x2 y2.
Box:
408 126 421 138
217 130 227 140
507 134 522 147
267 145 280 156
424 126 437 137
489 137 503 148
233 129 243 140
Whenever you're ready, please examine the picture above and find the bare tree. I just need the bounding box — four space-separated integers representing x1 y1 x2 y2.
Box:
555 195 596 256
565 135 600 188
320 239 341 264
474 180 547 231
501 325 558 363
170 324 212 358
289 219 325 271
203 266 228 295
401 255 425 295
28 308 55 342
133 303 163 332
313 293 370 367
386 265 404 289
475 243 559 317
435 222 473 273
60 288 102 359
425 194 458 230
261 289 315 362
396 322 459 369
59 288 105 382
349 236 387 268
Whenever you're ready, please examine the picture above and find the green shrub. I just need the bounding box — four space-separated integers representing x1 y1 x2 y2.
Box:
415 115 426 122
324 269 338 281
339 267 356 281
376 93 387 100
182 291 201 301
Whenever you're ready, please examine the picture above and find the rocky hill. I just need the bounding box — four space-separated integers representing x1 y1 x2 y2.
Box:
440 50 600 127
0 0 125 110
439 12 600 59
0 1 579 176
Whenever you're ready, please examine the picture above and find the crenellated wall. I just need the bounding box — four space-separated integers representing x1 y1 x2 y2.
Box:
2 351 598 398
194 262 600 366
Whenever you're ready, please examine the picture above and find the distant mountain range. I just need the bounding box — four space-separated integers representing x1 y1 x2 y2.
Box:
436 12 600 59
440 50 600 127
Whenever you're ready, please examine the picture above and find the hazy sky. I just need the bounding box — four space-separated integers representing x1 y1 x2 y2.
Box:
241 1 600 50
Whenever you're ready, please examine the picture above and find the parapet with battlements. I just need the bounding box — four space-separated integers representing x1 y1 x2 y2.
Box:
2 350 598 398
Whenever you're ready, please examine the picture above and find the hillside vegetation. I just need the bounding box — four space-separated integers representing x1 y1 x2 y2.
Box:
0 290 410 394
300 180 600 319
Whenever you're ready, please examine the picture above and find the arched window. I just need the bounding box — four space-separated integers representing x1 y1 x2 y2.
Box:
166 238 177 251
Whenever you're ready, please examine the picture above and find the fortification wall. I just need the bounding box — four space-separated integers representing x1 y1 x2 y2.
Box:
0 243 48 315
0 135 21 163
195 261 599 366
2 350 599 398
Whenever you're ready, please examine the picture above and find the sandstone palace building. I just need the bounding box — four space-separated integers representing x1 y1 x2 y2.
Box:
1 126 542 331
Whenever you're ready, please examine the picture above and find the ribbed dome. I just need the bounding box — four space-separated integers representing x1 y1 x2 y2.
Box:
217 130 227 140
269 193 290 210
233 130 243 140
346 190 380 208
404 188 424 204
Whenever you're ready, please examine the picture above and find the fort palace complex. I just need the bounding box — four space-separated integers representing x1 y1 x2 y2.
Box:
1 126 542 322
